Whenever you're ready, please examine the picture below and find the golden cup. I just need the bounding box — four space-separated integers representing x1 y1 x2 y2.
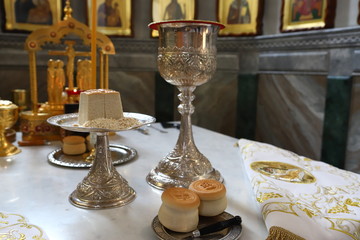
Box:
12 89 28 111
0 100 21 157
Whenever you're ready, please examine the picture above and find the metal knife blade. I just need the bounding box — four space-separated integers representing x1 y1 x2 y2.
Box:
188 216 242 239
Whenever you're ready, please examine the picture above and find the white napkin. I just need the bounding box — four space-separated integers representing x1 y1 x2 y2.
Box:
238 139 360 240
0 212 49 240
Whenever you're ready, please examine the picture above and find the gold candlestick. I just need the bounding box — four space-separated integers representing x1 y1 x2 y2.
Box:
0 100 21 157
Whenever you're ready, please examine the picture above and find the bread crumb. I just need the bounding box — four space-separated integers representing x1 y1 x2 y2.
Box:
82 117 141 130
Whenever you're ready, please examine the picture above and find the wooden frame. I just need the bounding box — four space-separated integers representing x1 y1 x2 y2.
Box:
280 0 336 32
3 0 62 32
217 0 264 36
87 0 133 36
357 0 360 25
151 0 196 37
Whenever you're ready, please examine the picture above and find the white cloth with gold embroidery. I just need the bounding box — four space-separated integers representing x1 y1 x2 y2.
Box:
238 139 360 240
0 212 49 240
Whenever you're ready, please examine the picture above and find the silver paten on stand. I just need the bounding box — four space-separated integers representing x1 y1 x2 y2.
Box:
146 20 225 190
48 112 155 209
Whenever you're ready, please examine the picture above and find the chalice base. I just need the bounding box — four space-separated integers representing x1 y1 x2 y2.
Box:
146 152 223 190
0 142 21 157
69 171 136 209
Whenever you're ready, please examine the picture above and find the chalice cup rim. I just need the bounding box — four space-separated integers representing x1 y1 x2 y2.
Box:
148 20 225 30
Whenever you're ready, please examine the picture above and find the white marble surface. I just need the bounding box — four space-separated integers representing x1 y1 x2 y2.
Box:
0 123 267 240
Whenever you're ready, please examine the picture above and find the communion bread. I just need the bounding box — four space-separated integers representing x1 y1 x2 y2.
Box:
158 187 200 233
62 135 86 155
78 89 124 125
188 179 227 216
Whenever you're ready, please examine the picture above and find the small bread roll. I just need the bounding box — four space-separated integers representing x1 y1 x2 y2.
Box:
158 187 200 232
189 179 227 216
62 136 86 155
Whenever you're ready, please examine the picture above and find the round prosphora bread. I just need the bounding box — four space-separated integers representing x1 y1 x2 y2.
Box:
158 187 200 232
189 179 227 216
62 135 86 155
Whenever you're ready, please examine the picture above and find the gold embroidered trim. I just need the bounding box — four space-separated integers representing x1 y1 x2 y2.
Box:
325 217 360 240
250 161 316 184
0 212 47 240
266 226 306 240
257 192 283 203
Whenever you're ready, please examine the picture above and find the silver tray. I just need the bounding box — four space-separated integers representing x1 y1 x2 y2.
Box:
47 144 137 168
47 112 156 132
152 212 242 240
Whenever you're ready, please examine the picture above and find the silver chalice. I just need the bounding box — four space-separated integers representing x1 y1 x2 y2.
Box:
146 20 224 190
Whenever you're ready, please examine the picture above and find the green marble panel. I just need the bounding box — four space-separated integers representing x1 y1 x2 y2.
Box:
109 71 155 116
192 71 237 136
321 76 353 169
346 77 360 173
155 72 175 122
236 74 258 139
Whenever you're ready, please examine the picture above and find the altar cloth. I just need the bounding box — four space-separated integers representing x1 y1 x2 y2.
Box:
238 139 360 240
0 212 49 240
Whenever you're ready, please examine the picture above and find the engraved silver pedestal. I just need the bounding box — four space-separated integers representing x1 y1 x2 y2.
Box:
146 20 225 190
48 112 155 209
69 131 135 209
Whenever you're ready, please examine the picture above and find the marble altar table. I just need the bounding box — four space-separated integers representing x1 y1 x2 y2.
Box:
0 123 268 240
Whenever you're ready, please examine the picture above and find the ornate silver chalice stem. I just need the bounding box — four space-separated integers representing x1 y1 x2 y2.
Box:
146 20 225 190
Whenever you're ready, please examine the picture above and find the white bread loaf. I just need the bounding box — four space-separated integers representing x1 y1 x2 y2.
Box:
78 89 124 125
158 187 200 232
189 179 227 216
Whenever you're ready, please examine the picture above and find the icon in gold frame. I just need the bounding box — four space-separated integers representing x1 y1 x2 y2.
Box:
151 0 196 37
3 0 62 32
217 0 264 36
87 0 133 36
280 0 336 32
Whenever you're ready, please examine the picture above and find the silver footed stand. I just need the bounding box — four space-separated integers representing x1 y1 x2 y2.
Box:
69 131 135 208
48 112 155 209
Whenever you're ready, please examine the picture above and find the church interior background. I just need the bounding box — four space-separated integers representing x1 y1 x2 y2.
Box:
0 0 360 174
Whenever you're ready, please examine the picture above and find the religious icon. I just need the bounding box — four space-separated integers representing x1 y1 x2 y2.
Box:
291 0 323 21
151 0 196 37
47 59 56 105
280 0 336 32
163 0 184 20
87 0 132 36
76 59 92 91
4 0 61 31
47 59 65 107
97 0 122 27
217 0 263 36
54 60 66 104
227 0 251 24
48 40 91 90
